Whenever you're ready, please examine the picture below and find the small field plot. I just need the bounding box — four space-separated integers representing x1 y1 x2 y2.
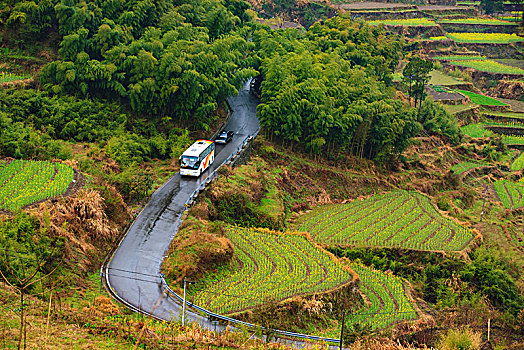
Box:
0 72 31 83
367 18 437 26
448 60 524 75
428 70 467 85
456 90 508 106
434 55 486 60
451 161 490 174
189 227 353 314
462 123 494 138
494 180 524 209
438 18 515 25
446 33 524 43
511 152 524 171
295 191 476 252
340 263 417 331
0 159 74 211
483 111 524 120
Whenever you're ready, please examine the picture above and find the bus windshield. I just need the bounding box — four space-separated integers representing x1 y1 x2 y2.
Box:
180 156 199 169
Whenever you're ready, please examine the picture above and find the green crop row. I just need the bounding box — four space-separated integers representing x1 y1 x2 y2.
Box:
335 263 417 333
367 18 436 26
462 123 524 146
448 60 524 75
438 18 515 25
456 90 508 106
0 72 31 83
511 152 524 171
451 161 490 174
493 180 524 209
484 121 524 129
189 227 353 315
446 33 524 43
295 191 476 252
0 160 74 211
434 55 486 60
461 123 494 138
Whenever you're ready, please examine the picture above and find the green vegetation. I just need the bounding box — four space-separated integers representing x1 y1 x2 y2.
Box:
345 263 417 331
429 36 448 41
403 57 434 109
462 123 494 138
189 226 353 314
443 104 477 115
510 152 524 170
331 247 523 319
428 70 466 86
456 90 508 106
494 180 524 209
449 60 524 75
0 72 31 83
484 111 524 120
484 121 524 128
0 160 74 211
256 17 429 160
451 161 490 174
438 18 515 25
295 191 476 252
439 328 482 350
3 0 256 131
367 18 437 26
434 55 486 61
446 33 524 43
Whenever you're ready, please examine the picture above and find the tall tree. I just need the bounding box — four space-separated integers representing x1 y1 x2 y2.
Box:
480 0 504 14
402 57 433 109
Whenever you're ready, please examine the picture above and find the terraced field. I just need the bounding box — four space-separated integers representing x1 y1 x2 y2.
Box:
457 90 508 106
295 191 476 252
189 227 354 314
0 159 74 211
367 18 436 26
451 161 490 174
494 180 524 209
0 72 31 83
446 33 524 43
342 263 417 331
511 152 524 171
448 60 524 75
462 123 524 145
438 18 515 25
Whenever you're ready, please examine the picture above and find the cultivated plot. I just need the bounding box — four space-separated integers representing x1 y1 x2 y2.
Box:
343 263 418 331
295 191 476 252
0 159 74 211
189 227 354 314
494 180 524 209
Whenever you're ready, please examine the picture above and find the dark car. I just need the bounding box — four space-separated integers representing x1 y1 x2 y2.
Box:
215 130 234 144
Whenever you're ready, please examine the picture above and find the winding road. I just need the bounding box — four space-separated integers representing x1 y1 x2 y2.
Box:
105 80 259 329
104 81 341 346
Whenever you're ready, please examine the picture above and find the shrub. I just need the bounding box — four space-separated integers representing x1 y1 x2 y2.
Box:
439 327 482 350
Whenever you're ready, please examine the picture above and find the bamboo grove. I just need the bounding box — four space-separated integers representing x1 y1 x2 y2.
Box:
1 1 460 162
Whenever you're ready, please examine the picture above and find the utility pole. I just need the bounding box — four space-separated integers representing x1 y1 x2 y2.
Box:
182 278 194 326
339 311 346 350
480 185 488 222
487 318 491 342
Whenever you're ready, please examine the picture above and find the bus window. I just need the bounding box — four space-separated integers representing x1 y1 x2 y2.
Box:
180 156 199 169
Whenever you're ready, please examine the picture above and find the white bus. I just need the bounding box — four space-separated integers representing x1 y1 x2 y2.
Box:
179 140 215 176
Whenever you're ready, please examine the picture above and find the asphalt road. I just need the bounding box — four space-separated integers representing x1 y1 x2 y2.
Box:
105 80 259 328
105 82 342 348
